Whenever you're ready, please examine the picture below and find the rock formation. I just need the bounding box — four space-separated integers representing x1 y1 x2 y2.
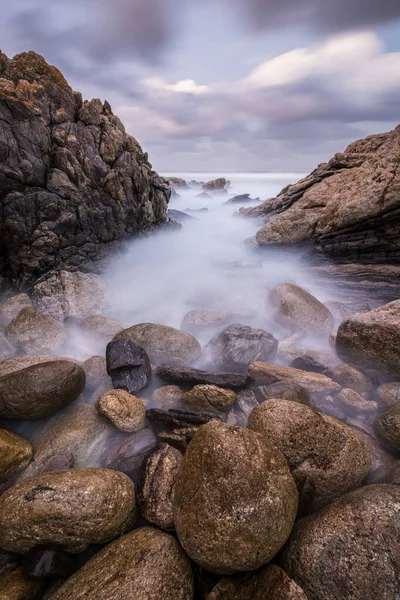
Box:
0 51 170 288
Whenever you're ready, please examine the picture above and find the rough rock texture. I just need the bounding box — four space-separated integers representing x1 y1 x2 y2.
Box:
106 338 151 394
336 301 400 376
248 400 371 509
114 322 201 366
0 567 46 600
0 468 136 553
173 420 298 574
0 331 14 362
181 308 233 334
96 389 146 432
283 485 400 600
0 51 170 288
152 385 184 409
243 126 400 265
47 527 193 600
183 385 236 413
249 362 340 395
374 404 400 454
79 315 123 342
204 324 278 372
32 271 108 320
139 443 182 531
0 429 32 482
0 360 85 419
375 382 400 409
0 293 32 328
6 307 67 354
255 382 311 406
267 283 333 334
331 363 372 396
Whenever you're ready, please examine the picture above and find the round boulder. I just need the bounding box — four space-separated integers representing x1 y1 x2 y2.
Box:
331 363 372 396
0 360 86 419
183 385 236 413
96 389 146 432
45 527 193 600
0 293 32 329
79 315 123 342
248 400 371 509
375 382 400 409
204 324 278 372
7 307 67 354
374 404 400 454
114 323 201 365
283 485 400 600
173 420 298 574
0 468 136 553
0 429 32 482
181 309 233 334
267 283 333 334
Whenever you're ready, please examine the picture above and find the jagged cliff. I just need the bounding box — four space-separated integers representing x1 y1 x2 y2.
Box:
0 51 170 288
242 126 400 265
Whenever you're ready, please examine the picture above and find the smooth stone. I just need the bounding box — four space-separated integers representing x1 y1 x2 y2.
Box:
331 363 373 396
334 388 378 415
96 389 146 432
0 468 136 553
113 322 201 366
248 362 341 395
0 360 85 419
374 404 400 454
0 294 32 329
106 338 151 394
79 315 123 342
139 443 182 531
154 365 248 388
6 307 67 354
254 382 311 405
173 421 298 574
0 429 32 482
181 309 233 334
81 356 108 390
46 527 193 600
0 355 75 377
282 485 400 600
182 385 236 413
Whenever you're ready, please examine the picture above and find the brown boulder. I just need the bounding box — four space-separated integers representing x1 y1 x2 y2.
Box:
0 567 45 600
81 356 108 390
182 385 236 413
0 429 32 482
249 362 340 395
334 388 378 415
375 382 400 409
181 309 232 334
6 307 67 354
331 363 372 396
374 404 400 453
96 389 146 432
0 468 136 553
79 315 123 342
173 420 298 574
46 527 193 600
0 294 32 329
283 485 400 600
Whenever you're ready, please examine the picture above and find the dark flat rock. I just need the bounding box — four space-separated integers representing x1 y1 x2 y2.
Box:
154 365 248 388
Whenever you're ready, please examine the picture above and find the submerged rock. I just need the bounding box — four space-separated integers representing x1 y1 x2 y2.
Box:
173 420 298 574
7 307 67 354
181 308 233 334
0 293 32 329
374 404 400 454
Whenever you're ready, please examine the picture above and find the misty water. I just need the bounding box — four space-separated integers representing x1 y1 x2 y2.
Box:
66 171 344 361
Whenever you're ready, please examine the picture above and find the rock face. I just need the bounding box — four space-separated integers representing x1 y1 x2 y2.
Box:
283 485 400 600
173 420 298 574
0 468 136 553
243 126 400 265
204 325 278 372
47 527 193 600
336 301 400 376
0 51 170 288
114 323 201 366
267 283 333 334
0 360 85 419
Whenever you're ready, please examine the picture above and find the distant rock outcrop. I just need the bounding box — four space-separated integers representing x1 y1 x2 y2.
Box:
0 51 170 288
242 127 400 265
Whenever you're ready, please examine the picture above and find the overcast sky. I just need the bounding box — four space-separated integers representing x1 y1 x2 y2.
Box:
1 1 400 172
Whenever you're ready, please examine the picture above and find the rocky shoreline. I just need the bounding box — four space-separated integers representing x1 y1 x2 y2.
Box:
1 51 400 600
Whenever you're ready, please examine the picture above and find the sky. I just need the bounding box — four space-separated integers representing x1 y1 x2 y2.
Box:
1 1 400 172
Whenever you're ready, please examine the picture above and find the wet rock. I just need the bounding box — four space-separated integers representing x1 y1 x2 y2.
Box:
0 567 45 599
0 429 32 482
7 307 67 354
114 322 201 366
147 408 220 431
182 385 236 413
0 469 136 553
168 177 187 188
106 338 151 394
81 356 108 390
331 363 373 396
23 546 76 579
335 388 378 415
204 324 278 372
181 308 233 334
249 362 340 395
32 271 109 321
173 420 298 574
46 527 193 600
139 443 182 531
21 405 111 479
96 389 146 432
0 294 32 329
79 316 123 343
282 485 400 600
375 382 400 409
157 428 198 452
254 382 310 405
336 300 400 377
154 365 248 388
223 193 258 205
248 400 371 509
374 404 400 454
0 360 85 419
102 428 158 482
0 332 14 363
152 385 184 410
267 283 333 334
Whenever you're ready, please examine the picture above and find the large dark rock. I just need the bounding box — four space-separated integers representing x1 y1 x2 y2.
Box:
241 126 400 266
106 338 151 394
154 365 248 389
0 51 170 288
